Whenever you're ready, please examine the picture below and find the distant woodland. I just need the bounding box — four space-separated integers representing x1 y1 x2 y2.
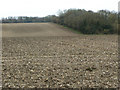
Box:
2 9 119 34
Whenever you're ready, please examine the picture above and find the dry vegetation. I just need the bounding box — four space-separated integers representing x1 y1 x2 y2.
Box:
2 23 118 88
2 23 78 37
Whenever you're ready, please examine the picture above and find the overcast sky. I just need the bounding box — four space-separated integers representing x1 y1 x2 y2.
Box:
0 0 119 18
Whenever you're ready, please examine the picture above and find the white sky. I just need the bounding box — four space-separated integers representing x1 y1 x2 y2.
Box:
0 0 119 18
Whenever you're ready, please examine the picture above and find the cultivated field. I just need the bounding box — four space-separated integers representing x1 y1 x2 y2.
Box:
2 23 118 88
2 23 78 37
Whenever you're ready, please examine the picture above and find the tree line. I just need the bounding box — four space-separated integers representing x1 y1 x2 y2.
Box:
2 9 118 34
50 9 118 34
2 16 51 23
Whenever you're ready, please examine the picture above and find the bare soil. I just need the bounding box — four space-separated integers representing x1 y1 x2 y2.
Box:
2 23 118 88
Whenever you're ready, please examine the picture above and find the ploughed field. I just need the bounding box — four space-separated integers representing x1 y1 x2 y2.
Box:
2 23 118 88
